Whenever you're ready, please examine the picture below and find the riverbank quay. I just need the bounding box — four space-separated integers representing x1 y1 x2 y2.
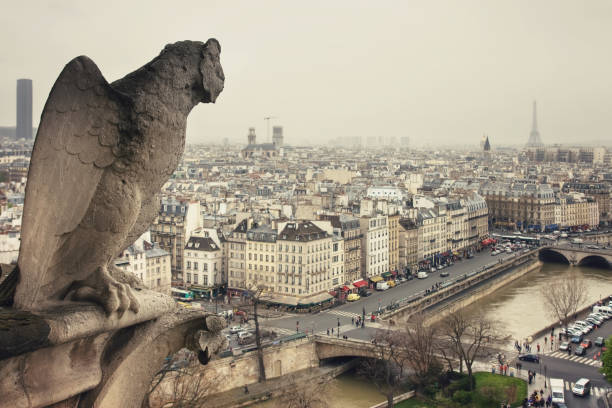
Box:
204 359 358 408
380 249 541 329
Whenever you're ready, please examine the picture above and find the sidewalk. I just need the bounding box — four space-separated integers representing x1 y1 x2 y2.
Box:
472 358 549 402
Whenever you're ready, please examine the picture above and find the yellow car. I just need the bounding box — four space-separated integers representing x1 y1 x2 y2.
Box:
387 280 396 287
347 293 361 302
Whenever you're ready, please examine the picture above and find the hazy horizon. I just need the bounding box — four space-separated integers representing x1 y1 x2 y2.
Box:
1 1 611 147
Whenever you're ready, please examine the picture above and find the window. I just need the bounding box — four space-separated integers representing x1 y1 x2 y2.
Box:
186 261 191 269
186 273 191 283
203 275 208 285
194 262 198 270
193 274 198 284
203 263 208 271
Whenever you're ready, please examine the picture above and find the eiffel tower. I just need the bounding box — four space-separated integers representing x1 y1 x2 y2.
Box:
526 100 544 146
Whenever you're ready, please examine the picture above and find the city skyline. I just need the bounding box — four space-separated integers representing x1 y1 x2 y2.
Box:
1 1 612 147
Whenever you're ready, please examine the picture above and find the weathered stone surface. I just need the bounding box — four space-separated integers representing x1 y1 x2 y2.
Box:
0 309 50 359
14 39 224 316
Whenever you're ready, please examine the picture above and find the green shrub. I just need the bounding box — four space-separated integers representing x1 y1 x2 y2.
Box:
446 374 475 396
452 390 472 404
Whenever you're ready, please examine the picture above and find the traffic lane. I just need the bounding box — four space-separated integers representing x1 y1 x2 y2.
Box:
514 355 608 389
339 250 518 315
559 312 611 360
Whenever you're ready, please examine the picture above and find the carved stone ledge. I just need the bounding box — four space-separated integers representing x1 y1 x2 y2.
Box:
0 292 226 408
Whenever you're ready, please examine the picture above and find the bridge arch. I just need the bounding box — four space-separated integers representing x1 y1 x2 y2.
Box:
538 248 570 265
578 255 611 269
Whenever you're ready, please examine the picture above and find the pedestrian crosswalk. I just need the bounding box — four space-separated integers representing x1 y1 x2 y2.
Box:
547 351 603 367
326 310 361 319
562 380 608 397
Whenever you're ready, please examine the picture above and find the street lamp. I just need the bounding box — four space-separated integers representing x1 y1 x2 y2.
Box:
337 317 340 338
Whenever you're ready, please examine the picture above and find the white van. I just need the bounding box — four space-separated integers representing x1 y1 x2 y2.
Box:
376 282 389 291
550 378 565 405
417 272 429 279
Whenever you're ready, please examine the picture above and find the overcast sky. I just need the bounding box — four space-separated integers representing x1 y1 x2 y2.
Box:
1 1 611 147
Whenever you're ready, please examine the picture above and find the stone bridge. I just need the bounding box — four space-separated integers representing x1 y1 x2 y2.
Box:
315 335 383 360
539 246 612 269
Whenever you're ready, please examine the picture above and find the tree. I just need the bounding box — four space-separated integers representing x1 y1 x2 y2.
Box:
144 351 221 408
400 311 442 392
439 309 500 390
244 283 268 382
540 270 587 333
601 335 612 382
276 375 330 408
358 328 408 408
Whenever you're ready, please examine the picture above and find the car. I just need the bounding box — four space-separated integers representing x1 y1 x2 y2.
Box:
417 272 429 279
359 289 372 297
430 267 436 273
229 325 242 334
572 378 591 396
347 293 361 302
387 280 396 288
570 335 582 344
518 354 540 363
559 341 570 351
440 271 449 277
237 330 252 339
594 336 605 347
586 316 603 326
574 345 586 356
580 339 592 349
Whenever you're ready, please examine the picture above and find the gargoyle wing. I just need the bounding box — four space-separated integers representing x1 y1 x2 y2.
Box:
15 56 124 309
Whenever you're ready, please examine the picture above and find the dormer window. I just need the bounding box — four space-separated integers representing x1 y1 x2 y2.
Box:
195 243 200 248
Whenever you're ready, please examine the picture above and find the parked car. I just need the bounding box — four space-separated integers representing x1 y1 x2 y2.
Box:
437 264 444 270
594 337 605 347
570 335 582 344
417 272 429 279
518 354 540 363
572 378 591 396
387 280 396 288
580 339 592 349
440 271 449 277
574 345 586 356
359 289 372 297
347 293 361 302
229 325 242 334
559 341 570 351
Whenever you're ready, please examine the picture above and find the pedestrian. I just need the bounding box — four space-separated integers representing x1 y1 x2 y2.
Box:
537 343 540 353
351 317 354 324
326 328 329 336
533 371 536 381
528 371 533 384
544 336 547 346
331 327 334 335
244 385 249 394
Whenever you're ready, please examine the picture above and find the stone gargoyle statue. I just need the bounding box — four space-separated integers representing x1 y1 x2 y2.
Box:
13 39 224 316
0 40 229 408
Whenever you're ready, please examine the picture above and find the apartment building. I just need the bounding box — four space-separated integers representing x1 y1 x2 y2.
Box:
554 194 599 229
276 221 332 296
227 219 248 294
183 236 223 287
359 214 389 278
246 224 278 292
150 198 202 282
115 242 171 295
388 213 400 271
398 218 419 273
417 206 446 263
318 214 362 284
462 193 489 247
481 182 555 231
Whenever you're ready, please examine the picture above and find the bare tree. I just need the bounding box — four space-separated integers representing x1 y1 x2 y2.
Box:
144 351 221 408
358 328 408 408
244 283 268 383
539 270 587 332
439 309 500 390
400 312 442 392
276 375 330 408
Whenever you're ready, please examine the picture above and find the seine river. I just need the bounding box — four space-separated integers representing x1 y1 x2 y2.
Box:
253 262 611 408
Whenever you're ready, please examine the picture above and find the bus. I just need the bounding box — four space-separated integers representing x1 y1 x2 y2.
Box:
171 288 194 302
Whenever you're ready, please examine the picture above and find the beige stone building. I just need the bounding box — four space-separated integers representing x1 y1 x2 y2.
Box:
462 193 489 247
246 224 278 292
115 242 171 295
360 214 389 278
555 194 599 229
388 214 400 271
183 236 223 287
227 219 248 294
318 214 361 284
398 218 419 273
276 221 332 297
481 182 555 231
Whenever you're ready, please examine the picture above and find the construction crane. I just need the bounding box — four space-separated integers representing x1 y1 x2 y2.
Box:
264 116 277 143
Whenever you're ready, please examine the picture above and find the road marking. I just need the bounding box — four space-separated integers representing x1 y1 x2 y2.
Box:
565 382 570 390
326 310 361 319
545 350 603 367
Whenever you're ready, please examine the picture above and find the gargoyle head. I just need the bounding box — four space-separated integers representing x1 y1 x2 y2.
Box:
200 38 225 103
